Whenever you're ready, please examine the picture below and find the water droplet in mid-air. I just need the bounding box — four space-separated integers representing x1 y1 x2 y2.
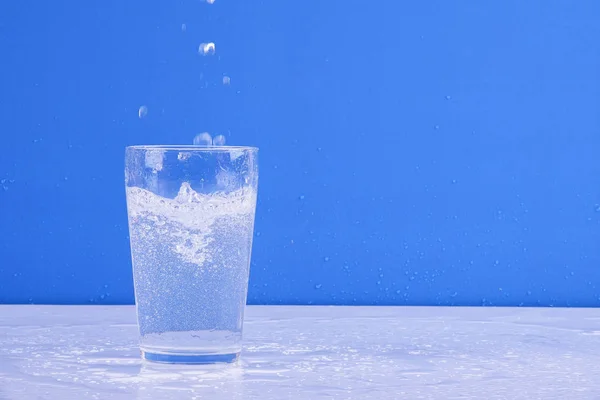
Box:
198 42 216 56
138 105 148 118
315 284 322 289
181 23 187 32
193 132 213 146
212 135 226 146
206 0 215 3
222 76 231 85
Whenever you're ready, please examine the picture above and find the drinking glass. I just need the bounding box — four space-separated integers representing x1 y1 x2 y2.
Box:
124 145 258 363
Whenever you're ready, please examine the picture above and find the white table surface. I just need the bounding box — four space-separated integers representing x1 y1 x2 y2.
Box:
1 305 599 399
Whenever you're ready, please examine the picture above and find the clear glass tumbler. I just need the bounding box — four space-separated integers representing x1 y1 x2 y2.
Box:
124 145 258 364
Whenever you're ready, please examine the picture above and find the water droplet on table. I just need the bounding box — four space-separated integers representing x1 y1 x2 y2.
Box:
193 132 212 145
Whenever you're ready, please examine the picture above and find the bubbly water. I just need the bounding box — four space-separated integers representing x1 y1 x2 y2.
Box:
126 182 257 356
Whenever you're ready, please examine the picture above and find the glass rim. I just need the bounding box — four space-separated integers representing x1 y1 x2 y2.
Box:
126 145 258 152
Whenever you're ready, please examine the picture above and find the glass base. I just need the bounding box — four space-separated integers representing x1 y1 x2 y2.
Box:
142 350 240 364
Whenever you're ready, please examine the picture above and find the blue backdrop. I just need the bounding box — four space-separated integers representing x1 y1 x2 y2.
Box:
1 1 599 306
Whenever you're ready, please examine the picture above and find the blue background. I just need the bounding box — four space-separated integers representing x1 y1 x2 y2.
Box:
1 1 599 306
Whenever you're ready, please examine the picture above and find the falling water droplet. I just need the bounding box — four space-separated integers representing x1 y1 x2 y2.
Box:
206 0 215 3
193 132 212 146
222 76 231 85
198 42 216 56
212 135 226 146
324 256 330 262
138 105 148 118
181 23 187 32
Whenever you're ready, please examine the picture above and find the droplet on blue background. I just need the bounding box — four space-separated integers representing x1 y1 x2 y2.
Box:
193 132 212 145
212 134 226 146
198 42 216 56
138 105 148 118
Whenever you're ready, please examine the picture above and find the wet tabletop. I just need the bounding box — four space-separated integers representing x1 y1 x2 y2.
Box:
1 306 599 399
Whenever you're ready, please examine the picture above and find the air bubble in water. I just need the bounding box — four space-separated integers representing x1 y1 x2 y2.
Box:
212 135 226 146
198 42 215 56
178 152 191 161
138 106 148 118
193 132 213 145
222 76 231 85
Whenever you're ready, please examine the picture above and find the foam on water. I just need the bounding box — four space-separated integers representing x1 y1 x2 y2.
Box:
126 182 256 267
